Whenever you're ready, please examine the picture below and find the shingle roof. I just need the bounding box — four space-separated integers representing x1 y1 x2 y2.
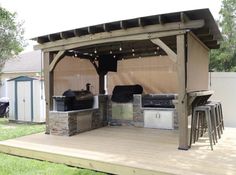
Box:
2 50 42 73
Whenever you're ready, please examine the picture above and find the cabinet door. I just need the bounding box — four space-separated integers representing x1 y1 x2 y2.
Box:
158 111 173 129
144 110 173 129
112 103 133 120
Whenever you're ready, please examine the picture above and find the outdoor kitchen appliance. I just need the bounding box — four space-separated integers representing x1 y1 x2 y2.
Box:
53 84 94 111
142 94 176 108
111 84 143 103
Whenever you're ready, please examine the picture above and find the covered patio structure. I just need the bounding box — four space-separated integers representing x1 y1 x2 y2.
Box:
34 8 221 150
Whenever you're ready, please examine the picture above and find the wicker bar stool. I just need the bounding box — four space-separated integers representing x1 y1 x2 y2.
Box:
191 105 216 150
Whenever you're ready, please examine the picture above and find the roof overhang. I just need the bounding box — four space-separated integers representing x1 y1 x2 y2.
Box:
33 8 221 58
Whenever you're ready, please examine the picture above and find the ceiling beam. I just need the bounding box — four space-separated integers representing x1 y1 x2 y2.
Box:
120 20 127 29
138 18 146 27
35 19 204 51
158 15 164 24
180 12 190 23
103 23 110 32
88 26 96 34
60 32 74 39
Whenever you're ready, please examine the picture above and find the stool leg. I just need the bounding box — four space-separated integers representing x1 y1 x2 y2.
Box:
215 106 221 139
219 103 224 130
211 107 218 143
193 111 199 144
206 110 213 150
189 109 195 147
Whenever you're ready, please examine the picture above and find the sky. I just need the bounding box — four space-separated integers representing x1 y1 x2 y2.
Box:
0 0 222 51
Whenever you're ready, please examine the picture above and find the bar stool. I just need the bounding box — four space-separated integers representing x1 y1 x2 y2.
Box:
208 101 224 135
206 103 219 142
191 105 216 150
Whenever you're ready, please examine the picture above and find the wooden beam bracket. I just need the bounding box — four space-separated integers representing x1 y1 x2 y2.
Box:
49 50 66 72
151 38 177 62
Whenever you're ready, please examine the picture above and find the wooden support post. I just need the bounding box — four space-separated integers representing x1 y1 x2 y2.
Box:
177 34 189 150
43 52 54 134
99 73 105 94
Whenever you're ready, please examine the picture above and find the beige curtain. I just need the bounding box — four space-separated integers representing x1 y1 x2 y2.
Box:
187 33 209 92
54 56 99 95
107 56 178 94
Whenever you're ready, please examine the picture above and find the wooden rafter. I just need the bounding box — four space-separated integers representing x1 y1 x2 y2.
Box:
150 38 177 62
180 12 190 23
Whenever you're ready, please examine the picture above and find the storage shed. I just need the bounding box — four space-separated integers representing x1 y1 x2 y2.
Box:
7 76 45 123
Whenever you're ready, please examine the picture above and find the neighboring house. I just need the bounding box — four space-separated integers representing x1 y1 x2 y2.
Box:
0 50 42 97
0 50 45 123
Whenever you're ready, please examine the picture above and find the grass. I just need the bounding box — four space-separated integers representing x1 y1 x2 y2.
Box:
0 118 45 141
0 153 106 175
0 118 107 175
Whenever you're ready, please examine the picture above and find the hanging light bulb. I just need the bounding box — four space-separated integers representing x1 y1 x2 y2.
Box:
154 51 157 55
157 46 160 50
119 46 122 51
74 52 77 57
132 53 135 57
94 48 97 54
110 50 113 54
132 48 135 52
113 55 116 58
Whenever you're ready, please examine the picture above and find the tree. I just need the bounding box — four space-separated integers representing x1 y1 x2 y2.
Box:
0 6 25 70
210 0 236 71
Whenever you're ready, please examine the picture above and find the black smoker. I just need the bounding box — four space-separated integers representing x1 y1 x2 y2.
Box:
111 85 143 103
142 94 176 108
53 83 94 111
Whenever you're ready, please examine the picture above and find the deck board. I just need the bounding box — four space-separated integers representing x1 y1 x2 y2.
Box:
0 126 236 175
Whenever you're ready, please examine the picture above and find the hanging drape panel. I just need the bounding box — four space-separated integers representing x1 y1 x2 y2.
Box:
187 33 209 92
54 56 99 95
107 56 179 94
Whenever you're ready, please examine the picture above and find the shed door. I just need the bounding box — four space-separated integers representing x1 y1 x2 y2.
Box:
17 81 32 121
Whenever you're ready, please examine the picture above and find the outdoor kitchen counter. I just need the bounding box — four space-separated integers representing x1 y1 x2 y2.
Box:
49 108 102 136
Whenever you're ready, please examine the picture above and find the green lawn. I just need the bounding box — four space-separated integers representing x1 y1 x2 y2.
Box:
0 118 107 175
0 118 45 141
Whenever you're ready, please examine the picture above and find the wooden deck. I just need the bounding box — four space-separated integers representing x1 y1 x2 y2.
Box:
0 126 236 175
